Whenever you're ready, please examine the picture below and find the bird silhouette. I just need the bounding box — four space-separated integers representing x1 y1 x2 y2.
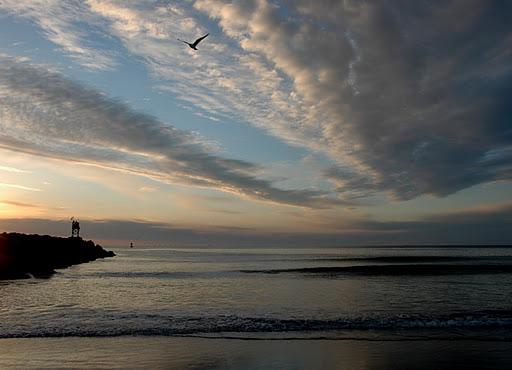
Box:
178 33 209 50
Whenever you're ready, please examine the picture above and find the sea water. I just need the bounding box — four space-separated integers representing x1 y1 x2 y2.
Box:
1 246 512 368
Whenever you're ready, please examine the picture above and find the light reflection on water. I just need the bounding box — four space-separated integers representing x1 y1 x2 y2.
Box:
1 247 512 338
2 337 512 370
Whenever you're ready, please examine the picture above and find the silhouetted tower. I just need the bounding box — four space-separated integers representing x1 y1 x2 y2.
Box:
71 217 80 238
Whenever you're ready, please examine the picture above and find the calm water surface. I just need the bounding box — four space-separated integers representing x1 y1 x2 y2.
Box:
1 246 512 338
1 246 512 368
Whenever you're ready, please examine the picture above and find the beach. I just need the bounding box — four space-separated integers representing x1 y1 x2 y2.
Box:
1 246 512 369
2 336 512 369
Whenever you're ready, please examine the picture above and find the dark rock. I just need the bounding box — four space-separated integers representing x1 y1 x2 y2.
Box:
0 232 115 279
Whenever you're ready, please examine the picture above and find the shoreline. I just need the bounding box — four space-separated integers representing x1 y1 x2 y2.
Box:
1 336 511 369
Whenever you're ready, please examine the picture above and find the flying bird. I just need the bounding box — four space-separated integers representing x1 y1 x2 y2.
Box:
178 33 209 50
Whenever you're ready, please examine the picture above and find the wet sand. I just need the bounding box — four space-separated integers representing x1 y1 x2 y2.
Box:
1 337 511 369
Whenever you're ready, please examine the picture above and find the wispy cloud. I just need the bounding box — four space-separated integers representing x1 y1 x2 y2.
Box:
82 1 322 153
0 55 342 208
138 186 157 193
0 200 38 208
0 165 29 173
0 0 116 70
0 182 41 192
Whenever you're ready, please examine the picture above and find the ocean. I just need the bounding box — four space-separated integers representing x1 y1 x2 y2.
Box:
1 246 512 369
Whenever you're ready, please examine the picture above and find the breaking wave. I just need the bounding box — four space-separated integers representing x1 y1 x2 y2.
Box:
241 264 512 276
2 310 512 338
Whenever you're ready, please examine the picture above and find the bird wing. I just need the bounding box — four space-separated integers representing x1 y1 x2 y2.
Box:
177 38 190 45
192 33 209 47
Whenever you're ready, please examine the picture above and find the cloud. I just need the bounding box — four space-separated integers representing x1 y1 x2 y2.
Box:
0 0 116 70
1 203 510 246
350 203 512 245
138 186 157 193
0 183 41 192
82 1 325 152
0 55 341 208
0 200 38 208
193 0 512 199
0 165 30 173
3 1 511 202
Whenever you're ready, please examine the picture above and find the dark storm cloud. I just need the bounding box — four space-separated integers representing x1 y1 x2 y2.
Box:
0 55 343 208
196 0 512 200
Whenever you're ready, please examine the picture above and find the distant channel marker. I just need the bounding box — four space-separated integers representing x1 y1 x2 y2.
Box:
0 232 115 279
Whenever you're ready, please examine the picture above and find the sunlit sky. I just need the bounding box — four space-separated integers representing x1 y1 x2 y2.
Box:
0 1 511 246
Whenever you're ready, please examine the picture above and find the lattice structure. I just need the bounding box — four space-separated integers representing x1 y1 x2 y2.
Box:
71 218 80 238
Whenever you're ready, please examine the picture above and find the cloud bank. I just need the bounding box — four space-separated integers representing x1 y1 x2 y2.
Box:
1 204 510 246
0 55 339 208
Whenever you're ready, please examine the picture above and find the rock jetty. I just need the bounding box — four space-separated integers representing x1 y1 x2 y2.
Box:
0 232 115 279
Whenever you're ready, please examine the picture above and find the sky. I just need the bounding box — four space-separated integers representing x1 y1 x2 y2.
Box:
0 0 511 246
